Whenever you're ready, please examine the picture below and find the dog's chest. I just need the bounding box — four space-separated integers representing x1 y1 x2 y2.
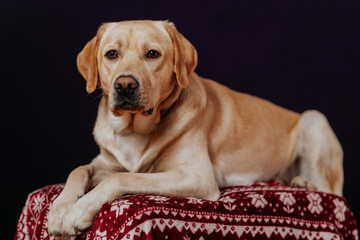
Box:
95 114 149 172
111 134 148 171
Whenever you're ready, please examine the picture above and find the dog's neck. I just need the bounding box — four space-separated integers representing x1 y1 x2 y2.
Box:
160 99 177 120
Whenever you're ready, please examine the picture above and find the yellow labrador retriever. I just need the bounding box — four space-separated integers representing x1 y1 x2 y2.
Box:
47 20 343 236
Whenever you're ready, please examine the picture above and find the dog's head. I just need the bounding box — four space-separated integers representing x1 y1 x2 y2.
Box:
77 20 197 119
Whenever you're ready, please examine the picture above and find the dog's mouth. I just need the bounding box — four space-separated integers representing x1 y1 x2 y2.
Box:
112 103 155 117
112 98 154 116
111 92 155 116
114 100 143 112
113 91 143 110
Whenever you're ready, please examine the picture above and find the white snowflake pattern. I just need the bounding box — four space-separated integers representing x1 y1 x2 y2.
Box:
307 193 323 214
223 201 237 211
276 192 296 205
247 193 268 208
333 198 346 222
94 228 107 240
219 195 237 211
276 192 296 213
146 196 170 203
110 199 133 217
187 197 204 204
219 195 236 203
31 194 45 215
222 187 242 194
183 234 191 240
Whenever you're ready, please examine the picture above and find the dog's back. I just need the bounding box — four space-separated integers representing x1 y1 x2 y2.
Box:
188 74 301 187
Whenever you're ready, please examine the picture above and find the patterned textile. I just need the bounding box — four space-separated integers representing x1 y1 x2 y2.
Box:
15 182 358 240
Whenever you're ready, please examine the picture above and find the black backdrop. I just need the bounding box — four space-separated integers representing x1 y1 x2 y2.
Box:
3 0 359 238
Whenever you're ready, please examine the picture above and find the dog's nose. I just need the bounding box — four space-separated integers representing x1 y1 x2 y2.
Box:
114 76 138 95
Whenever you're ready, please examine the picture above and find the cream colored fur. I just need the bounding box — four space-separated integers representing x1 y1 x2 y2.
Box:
47 20 343 236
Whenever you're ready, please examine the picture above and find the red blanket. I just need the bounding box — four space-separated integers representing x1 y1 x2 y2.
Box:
15 182 358 240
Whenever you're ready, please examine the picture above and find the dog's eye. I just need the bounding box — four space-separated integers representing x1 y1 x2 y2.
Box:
146 50 160 59
105 50 118 60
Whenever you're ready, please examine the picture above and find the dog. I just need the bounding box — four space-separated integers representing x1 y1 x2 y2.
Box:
47 20 343 236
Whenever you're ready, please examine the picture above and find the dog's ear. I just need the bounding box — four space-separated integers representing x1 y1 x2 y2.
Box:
165 22 198 90
77 25 106 93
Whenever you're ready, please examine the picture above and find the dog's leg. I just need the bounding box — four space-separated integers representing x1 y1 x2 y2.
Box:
291 110 343 195
47 155 117 236
61 168 220 235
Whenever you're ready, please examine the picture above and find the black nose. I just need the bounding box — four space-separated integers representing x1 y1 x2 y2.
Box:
114 76 139 96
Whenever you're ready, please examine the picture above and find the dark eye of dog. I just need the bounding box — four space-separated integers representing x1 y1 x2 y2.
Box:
146 50 160 59
105 50 118 59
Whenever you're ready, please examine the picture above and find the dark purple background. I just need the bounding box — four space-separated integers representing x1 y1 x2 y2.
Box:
3 0 359 238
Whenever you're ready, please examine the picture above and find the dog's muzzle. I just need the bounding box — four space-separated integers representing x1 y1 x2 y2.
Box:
113 76 143 111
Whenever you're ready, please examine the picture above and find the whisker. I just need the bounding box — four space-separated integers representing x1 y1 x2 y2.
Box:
91 93 103 103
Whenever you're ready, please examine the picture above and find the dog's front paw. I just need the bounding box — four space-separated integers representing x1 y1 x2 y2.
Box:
290 176 318 191
61 196 99 235
47 196 75 237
